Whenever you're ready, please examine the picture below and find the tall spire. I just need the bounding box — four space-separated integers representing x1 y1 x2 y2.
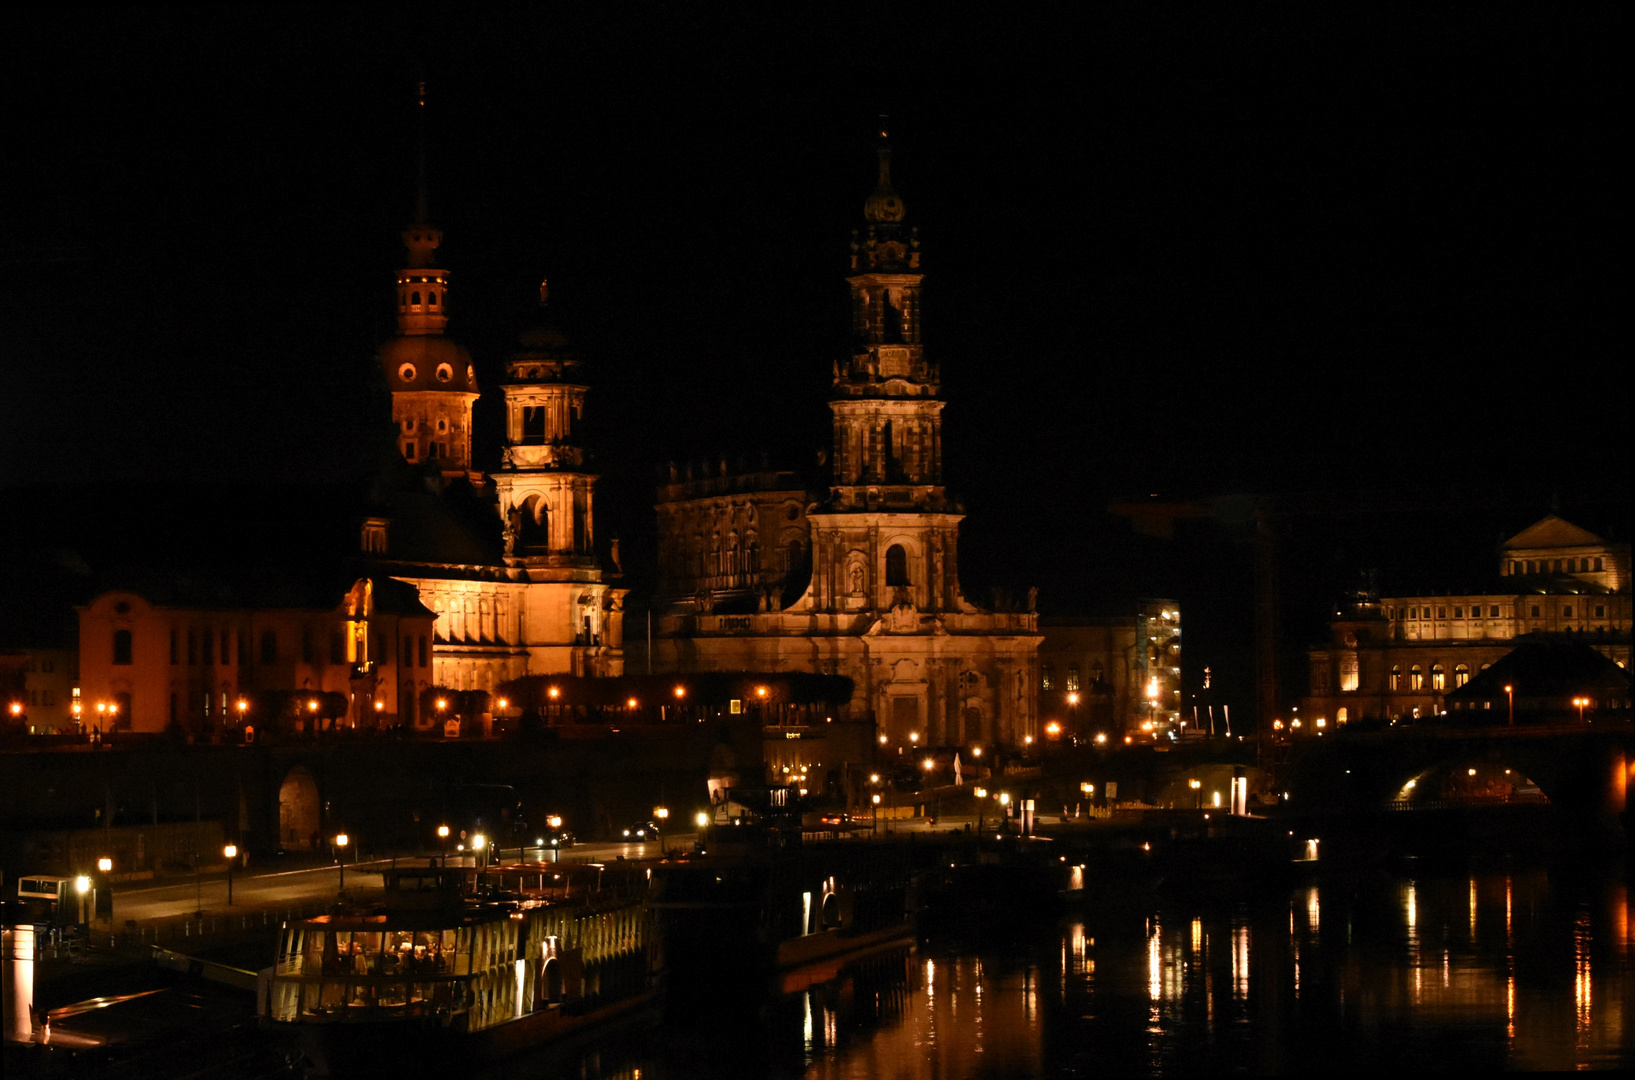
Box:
414 80 430 225
864 115 905 225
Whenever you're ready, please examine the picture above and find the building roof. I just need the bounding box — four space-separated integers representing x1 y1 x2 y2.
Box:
1445 635 1631 703
1502 515 1606 551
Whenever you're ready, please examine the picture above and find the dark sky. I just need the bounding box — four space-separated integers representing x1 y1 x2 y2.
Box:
6 7 1627 708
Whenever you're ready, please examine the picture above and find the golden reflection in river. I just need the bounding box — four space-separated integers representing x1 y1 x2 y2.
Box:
1575 910 1592 1044
1470 877 1478 938
1232 920 1249 1002
1148 918 1162 1003
803 954 1040 1080
1307 887 1320 935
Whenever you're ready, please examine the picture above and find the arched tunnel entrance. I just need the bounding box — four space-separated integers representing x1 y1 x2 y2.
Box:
279 766 320 850
1390 760 1549 808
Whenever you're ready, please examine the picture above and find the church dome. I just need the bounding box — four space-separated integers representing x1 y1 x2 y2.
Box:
379 334 478 393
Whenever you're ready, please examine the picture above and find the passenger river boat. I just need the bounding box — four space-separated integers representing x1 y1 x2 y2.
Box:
261 860 658 1075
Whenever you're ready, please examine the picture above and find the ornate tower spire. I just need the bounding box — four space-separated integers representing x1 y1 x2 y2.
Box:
863 116 906 225
379 81 478 478
831 125 941 512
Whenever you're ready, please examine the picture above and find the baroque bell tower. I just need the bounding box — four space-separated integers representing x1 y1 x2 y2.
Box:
378 83 479 480
491 282 626 675
806 123 967 617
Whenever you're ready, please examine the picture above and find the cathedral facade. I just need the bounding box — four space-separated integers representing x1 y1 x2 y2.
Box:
649 136 1041 750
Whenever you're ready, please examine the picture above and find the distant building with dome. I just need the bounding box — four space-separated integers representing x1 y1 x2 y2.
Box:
1302 515 1630 726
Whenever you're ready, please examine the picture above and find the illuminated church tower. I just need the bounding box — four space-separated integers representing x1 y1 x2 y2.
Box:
650 127 1039 751
379 85 478 480
491 283 626 675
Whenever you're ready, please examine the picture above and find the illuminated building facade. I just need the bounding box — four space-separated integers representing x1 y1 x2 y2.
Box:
1303 515 1631 724
367 278 628 703
649 135 1040 750
0 648 77 734
75 578 434 734
1038 601 1183 741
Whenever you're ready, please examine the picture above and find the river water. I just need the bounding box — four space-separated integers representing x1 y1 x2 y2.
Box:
545 859 1632 1077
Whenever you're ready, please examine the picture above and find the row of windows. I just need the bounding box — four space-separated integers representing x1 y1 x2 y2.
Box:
19 689 57 706
400 290 441 307
1389 661 1485 691
113 629 432 670
14 657 57 674
1509 557 1603 575
1041 663 1104 692
1394 602 1609 620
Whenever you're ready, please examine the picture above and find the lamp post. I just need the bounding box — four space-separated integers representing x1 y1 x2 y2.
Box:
1189 777 1202 810
1504 684 1514 726
871 793 881 836
74 875 91 927
235 697 248 733
654 806 669 855
97 857 113 927
1573 696 1589 722
223 844 238 906
437 824 450 865
335 833 349 891
472 832 487 870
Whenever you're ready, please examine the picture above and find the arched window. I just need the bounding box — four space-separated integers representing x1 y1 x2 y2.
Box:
1391 665 1401 690
428 291 438 306
1336 707 1348 724
1410 665 1424 690
1454 663 1470 687
411 291 421 305
112 629 133 665
885 544 909 587
1431 663 1445 691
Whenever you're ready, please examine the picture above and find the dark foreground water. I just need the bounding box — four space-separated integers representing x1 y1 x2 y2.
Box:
528 859 1632 1077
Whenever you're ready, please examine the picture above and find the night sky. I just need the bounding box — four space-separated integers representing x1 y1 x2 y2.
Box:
7 8 1626 709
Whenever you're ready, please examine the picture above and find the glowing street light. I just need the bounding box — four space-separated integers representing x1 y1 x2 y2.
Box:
672 685 686 699
8 702 20 717
1189 777 1202 809
335 832 349 890
547 686 561 700
1504 684 1514 726
223 844 238 905
1094 732 1107 745
1045 720 1061 738
1573 696 1590 722
437 823 450 864
695 810 710 829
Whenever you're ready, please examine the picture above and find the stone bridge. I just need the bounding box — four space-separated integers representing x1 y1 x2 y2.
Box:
1281 723 1635 838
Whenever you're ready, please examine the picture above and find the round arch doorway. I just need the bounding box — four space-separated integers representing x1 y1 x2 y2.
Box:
278 767 320 851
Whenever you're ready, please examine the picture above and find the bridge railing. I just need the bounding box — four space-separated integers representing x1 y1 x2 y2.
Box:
1385 792 1550 812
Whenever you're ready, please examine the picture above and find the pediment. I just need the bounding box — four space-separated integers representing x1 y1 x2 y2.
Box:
1502 515 1604 551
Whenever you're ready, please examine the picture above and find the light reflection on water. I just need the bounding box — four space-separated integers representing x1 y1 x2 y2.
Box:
552 864 1631 1078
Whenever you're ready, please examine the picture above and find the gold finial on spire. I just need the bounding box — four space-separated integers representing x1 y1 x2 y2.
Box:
538 278 550 307
414 80 430 224
864 114 905 225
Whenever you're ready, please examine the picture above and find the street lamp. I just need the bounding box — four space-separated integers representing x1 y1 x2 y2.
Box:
654 806 669 854
1504 684 1514 726
223 844 238 906
75 875 92 926
871 792 881 835
471 832 487 869
1573 696 1590 722
98 857 113 927
335 833 349 891
1189 777 1202 810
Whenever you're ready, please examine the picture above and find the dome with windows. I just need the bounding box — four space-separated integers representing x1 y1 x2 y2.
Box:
378 334 477 393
